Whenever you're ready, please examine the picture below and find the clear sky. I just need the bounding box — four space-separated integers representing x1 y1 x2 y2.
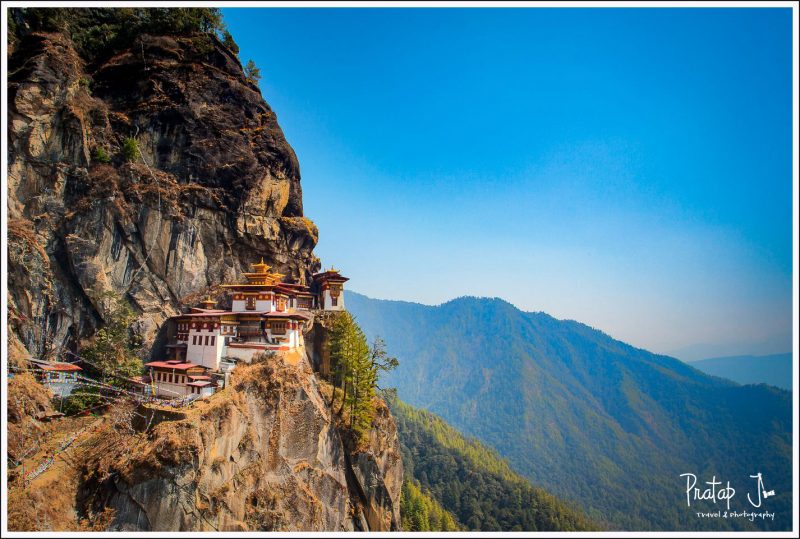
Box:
222 7 794 360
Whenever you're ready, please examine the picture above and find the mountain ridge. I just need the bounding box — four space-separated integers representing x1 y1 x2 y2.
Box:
687 353 792 391
346 290 793 530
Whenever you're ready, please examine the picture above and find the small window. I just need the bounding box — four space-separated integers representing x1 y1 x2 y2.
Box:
211 336 215 346
331 296 338 306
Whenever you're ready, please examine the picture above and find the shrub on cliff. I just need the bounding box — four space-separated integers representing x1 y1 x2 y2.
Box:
81 291 143 382
10 7 226 63
222 30 239 56
244 59 262 85
58 385 104 416
122 137 140 162
92 147 110 164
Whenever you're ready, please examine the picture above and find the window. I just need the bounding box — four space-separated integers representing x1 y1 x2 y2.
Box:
246 296 256 310
192 335 197 345
205 335 209 346
331 296 338 306
271 321 286 335
211 336 215 346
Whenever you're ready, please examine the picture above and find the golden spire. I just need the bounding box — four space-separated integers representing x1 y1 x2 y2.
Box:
251 257 271 274
200 296 216 308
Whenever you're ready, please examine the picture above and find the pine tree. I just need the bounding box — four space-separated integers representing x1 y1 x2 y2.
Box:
327 312 398 442
244 59 261 84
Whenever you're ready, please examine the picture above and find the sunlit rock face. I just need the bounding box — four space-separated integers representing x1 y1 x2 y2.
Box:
8 29 320 361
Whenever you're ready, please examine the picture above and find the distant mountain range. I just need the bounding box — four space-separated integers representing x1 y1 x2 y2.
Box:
688 353 792 391
346 291 792 531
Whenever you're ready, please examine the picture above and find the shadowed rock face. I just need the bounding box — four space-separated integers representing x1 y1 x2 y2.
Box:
8 29 320 361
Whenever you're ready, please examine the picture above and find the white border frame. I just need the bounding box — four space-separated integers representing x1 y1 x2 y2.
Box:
2 1 797 537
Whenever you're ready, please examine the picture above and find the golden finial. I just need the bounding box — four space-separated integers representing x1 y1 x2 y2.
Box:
251 257 271 273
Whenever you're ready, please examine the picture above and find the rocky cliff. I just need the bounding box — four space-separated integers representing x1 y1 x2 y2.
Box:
8 16 319 362
7 9 402 532
9 353 402 531
77 354 401 531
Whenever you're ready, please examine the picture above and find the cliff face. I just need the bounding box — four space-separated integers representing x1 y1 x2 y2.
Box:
7 13 402 532
9 354 402 531
8 28 319 361
77 355 401 532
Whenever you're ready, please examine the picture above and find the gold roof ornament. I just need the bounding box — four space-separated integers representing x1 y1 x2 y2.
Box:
251 257 271 274
200 296 216 308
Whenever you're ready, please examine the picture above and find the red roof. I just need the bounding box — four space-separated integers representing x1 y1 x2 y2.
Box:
278 282 310 289
174 311 235 318
36 362 82 372
262 312 310 320
313 270 349 282
145 361 205 371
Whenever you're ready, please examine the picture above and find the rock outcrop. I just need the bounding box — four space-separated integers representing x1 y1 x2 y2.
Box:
77 354 402 531
8 26 319 361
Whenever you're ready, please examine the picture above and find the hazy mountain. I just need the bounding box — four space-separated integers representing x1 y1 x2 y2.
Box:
346 291 792 530
689 353 792 391
666 333 792 362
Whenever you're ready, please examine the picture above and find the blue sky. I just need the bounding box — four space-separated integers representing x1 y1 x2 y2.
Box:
222 8 794 359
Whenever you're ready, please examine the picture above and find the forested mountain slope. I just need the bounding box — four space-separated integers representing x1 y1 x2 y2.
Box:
390 396 595 531
348 291 793 530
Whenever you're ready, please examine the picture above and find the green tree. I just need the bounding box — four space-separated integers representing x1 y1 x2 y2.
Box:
401 478 461 531
92 147 111 164
327 312 398 441
222 30 239 55
58 385 104 416
122 137 140 162
81 291 143 383
244 59 261 84
368 336 399 390
10 8 227 63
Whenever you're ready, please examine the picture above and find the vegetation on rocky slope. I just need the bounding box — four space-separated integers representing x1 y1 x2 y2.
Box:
400 478 461 531
389 395 594 531
326 312 398 443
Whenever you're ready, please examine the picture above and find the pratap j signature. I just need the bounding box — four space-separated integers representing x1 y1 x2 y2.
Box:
680 472 775 510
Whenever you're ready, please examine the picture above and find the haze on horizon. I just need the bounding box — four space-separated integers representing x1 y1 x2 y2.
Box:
223 7 794 360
